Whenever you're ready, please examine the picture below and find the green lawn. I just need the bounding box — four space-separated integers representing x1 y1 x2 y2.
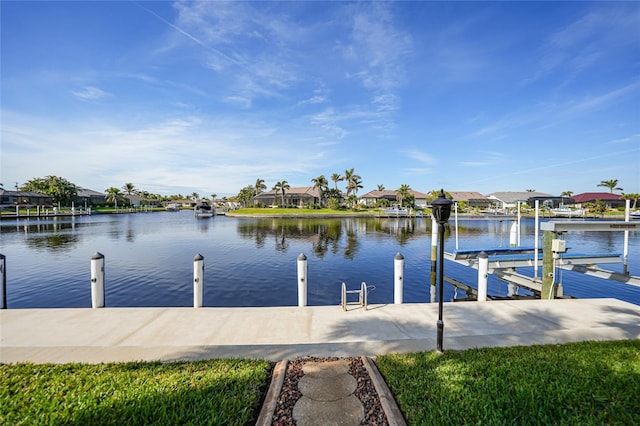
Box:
2 341 639 425
376 340 640 425
0 359 271 426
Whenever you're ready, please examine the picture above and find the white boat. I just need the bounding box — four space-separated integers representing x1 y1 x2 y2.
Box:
630 211 640 220
194 201 214 218
550 207 585 217
382 205 409 216
165 203 180 211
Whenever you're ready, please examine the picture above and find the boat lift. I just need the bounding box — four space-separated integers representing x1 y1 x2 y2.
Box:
444 201 640 299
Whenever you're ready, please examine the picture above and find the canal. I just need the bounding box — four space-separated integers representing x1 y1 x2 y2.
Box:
1 211 638 308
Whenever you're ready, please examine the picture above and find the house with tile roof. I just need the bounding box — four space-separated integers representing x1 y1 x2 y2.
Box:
253 186 321 207
448 191 493 209
571 192 625 208
359 189 429 208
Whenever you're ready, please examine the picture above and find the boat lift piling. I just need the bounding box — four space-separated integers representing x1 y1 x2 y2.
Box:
445 200 639 299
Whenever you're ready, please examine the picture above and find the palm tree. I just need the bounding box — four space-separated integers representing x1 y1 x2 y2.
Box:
122 183 137 206
331 173 342 190
342 168 362 198
561 191 573 198
311 175 329 207
105 187 122 208
526 189 536 193
254 179 266 196
273 180 290 207
377 184 385 191
597 179 623 193
191 192 199 202
396 184 411 208
622 193 640 209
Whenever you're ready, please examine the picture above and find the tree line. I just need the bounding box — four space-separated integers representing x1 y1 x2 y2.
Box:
4 176 638 210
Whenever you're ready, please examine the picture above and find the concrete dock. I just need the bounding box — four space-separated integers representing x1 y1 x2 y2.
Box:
1 298 639 364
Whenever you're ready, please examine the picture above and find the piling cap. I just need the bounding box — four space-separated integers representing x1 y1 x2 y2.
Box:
394 252 404 260
91 252 104 260
298 253 307 261
478 251 488 259
194 253 204 261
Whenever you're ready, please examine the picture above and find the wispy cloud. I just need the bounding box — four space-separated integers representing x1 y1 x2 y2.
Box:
401 149 435 165
527 5 639 83
72 86 110 102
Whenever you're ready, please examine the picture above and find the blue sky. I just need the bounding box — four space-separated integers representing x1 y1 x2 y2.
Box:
2 1 639 197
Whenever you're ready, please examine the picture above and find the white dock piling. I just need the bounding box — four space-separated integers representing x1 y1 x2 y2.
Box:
1 254 6 309
90 252 105 308
534 200 540 280
477 251 488 301
394 252 404 304
193 254 204 308
297 253 307 307
624 200 630 275
509 221 518 247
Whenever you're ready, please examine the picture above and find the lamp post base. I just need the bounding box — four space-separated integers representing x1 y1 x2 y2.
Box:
436 319 444 353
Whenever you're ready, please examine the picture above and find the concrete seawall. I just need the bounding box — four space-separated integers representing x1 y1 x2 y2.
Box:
1 298 639 364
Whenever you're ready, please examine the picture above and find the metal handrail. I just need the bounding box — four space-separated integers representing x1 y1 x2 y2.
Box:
341 281 370 311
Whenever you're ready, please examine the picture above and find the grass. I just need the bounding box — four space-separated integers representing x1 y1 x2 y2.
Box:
2 341 639 425
0 359 271 426
376 340 640 425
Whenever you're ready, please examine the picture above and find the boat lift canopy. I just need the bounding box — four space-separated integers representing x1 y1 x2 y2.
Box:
541 221 637 232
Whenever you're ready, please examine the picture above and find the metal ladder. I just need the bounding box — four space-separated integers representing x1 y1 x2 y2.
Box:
341 282 368 311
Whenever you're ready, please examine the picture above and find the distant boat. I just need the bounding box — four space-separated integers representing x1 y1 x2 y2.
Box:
194 201 214 218
550 207 585 218
631 211 640 220
382 204 409 216
165 203 180 212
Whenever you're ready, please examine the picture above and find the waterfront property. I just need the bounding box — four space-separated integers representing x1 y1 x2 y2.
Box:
252 186 321 207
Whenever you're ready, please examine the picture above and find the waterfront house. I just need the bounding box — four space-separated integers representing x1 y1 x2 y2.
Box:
253 186 321 207
359 189 429 208
571 192 624 209
76 188 106 206
487 191 553 211
448 191 493 210
0 189 52 208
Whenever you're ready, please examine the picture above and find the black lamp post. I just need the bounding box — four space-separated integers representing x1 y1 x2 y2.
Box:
431 189 453 353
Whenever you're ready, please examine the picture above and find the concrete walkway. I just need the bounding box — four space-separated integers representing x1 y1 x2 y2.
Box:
2 298 639 364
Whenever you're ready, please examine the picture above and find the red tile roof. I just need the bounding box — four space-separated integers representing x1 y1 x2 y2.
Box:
572 192 622 203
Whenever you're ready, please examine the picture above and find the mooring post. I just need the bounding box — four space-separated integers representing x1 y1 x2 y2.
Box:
1 253 6 309
90 252 105 308
193 254 204 308
541 231 555 299
509 221 518 247
477 251 488 301
534 200 540 280
394 252 404 304
297 253 307 307
623 199 630 275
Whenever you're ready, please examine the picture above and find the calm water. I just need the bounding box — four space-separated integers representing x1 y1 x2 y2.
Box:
1 211 638 308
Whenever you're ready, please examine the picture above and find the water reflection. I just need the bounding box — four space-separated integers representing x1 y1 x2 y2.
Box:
236 218 436 258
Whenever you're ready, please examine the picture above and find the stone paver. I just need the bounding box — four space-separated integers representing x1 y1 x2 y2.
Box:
293 359 365 426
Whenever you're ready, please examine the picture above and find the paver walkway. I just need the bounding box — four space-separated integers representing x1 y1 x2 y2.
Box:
293 359 363 425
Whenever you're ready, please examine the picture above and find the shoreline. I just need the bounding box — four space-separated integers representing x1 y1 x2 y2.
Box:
0 209 631 220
